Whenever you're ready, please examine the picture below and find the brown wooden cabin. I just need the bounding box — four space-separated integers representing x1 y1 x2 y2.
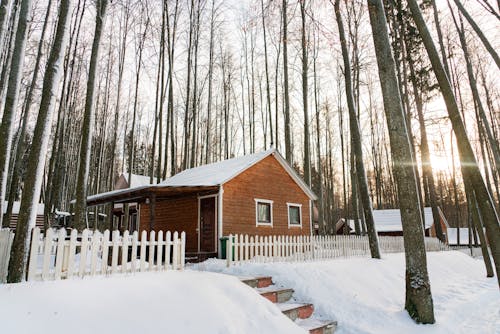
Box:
86 149 317 261
335 207 450 238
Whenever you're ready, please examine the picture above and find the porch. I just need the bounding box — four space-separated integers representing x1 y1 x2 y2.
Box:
86 184 221 261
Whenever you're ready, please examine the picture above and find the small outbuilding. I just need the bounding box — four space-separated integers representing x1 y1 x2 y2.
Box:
336 207 449 238
86 149 317 260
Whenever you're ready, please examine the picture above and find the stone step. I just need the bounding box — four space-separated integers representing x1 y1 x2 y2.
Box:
257 286 294 303
296 318 338 334
240 276 273 288
278 302 314 321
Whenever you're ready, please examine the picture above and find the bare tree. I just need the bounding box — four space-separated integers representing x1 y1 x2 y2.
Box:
0 0 32 228
7 0 71 283
73 0 109 231
367 0 434 323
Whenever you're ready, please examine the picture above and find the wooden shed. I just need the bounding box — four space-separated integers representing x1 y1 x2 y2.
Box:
86 149 317 260
335 207 450 238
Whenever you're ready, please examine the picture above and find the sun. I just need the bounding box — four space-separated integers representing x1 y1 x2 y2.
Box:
430 154 453 172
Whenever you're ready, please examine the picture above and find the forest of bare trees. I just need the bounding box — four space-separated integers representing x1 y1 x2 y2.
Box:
0 0 499 322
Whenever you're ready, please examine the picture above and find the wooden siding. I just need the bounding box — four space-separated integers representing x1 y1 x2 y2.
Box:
139 195 199 252
222 155 311 236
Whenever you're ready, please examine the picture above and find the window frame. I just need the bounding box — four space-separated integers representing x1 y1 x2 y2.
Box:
254 199 273 227
287 203 302 228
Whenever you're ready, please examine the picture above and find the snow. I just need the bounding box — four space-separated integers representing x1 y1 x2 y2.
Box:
346 208 435 232
2 201 44 215
122 172 153 188
447 228 482 245
197 252 499 334
162 148 275 186
0 270 306 334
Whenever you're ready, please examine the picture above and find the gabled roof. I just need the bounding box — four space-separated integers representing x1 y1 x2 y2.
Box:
162 148 317 200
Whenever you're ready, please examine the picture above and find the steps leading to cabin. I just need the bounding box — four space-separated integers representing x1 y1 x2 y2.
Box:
239 276 337 334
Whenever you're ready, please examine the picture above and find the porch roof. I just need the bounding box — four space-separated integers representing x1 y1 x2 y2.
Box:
85 185 219 206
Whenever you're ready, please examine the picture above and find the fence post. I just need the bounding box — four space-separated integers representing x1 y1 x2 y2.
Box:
148 231 156 272
226 234 232 267
101 230 110 275
140 231 147 272
54 229 67 280
172 231 179 270
180 231 186 269
27 227 41 281
157 231 164 271
165 231 171 269
121 230 129 274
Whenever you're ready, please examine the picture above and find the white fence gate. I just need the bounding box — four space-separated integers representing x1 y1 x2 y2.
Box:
27 227 186 281
0 229 14 283
226 234 450 266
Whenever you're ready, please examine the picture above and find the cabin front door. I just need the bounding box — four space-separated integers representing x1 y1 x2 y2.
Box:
199 196 217 253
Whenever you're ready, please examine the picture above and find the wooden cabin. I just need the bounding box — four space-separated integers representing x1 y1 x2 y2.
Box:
335 207 449 238
86 149 317 260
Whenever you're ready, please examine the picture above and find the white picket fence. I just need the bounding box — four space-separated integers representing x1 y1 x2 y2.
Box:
0 229 14 283
27 227 186 281
226 234 450 266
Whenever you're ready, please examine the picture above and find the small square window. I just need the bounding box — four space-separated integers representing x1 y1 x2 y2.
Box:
257 203 271 224
288 204 302 227
255 199 273 226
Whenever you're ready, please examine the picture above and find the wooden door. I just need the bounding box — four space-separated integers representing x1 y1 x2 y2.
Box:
199 197 216 252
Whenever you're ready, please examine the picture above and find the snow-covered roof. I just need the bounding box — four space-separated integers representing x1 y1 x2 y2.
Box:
447 228 482 245
347 207 435 232
85 149 316 204
3 201 44 215
162 148 317 199
162 149 273 187
121 173 153 188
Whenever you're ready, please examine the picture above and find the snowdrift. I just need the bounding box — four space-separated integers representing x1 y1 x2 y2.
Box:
199 251 499 334
0 270 305 334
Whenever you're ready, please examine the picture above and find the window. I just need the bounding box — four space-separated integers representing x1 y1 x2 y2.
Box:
287 203 302 227
255 199 273 226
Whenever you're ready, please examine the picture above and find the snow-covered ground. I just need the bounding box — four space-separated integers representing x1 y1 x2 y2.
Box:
0 270 305 334
196 251 499 334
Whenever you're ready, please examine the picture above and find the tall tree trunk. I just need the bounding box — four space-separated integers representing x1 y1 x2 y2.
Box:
300 0 310 185
282 0 292 163
408 0 500 288
7 0 71 283
335 0 380 257
0 0 11 56
73 0 109 231
367 0 434 323
0 0 32 228
407 53 445 242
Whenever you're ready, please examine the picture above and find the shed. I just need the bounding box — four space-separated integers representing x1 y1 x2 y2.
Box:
86 149 317 260
336 207 449 238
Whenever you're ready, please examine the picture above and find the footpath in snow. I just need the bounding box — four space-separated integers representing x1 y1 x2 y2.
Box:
0 270 305 334
197 251 500 334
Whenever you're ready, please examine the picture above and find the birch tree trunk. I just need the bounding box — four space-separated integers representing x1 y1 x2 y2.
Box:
335 0 380 258
7 0 71 283
282 0 292 163
0 0 32 228
367 0 434 323
73 0 109 231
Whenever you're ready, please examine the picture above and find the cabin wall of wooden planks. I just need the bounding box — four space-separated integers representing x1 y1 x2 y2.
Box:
222 155 312 237
139 195 199 253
